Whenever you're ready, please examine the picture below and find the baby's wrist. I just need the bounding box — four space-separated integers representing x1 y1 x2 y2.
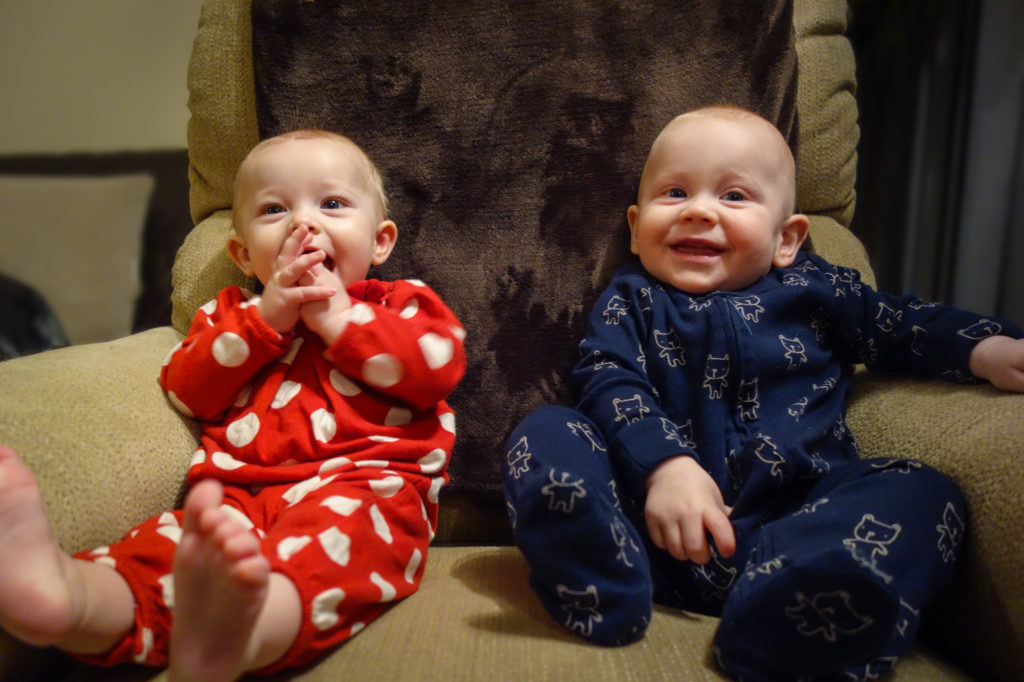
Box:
315 316 346 347
968 335 1006 381
256 297 295 335
305 297 352 346
646 454 697 491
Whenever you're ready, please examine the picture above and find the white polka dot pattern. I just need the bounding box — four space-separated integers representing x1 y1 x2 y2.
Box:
369 476 404 498
311 409 337 443
212 332 249 367
155 280 463 652
189 449 206 468
134 628 154 664
282 474 338 506
328 369 361 396
272 381 302 408
418 449 446 474
399 297 419 319
363 353 403 387
162 341 182 368
155 513 182 544
418 332 454 369
371 572 397 602
158 574 174 609
318 456 353 475
220 504 255 530
277 535 312 562
166 391 195 418
212 451 246 470
281 337 304 365
404 549 422 583
311 588 346 630
348 302 375 325
428 477 444 503
321 495 361 516
318 526 352 566
233 383 252 408
370 504 392 543
226 413 260 448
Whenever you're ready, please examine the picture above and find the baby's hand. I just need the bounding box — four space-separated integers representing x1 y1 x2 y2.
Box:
969 335 1024 392
257 226 336 334
644 455 735 564
299 256 351 346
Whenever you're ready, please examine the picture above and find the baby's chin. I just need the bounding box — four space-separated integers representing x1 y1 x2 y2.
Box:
657 270 766 296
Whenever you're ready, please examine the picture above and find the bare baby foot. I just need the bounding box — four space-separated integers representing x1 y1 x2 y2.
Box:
169 479 270 682
0 445 83 645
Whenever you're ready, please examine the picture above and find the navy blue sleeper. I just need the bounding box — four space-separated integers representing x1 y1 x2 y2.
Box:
503 252 1021 681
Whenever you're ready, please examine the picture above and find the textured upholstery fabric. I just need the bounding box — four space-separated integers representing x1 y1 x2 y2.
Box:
248 0 798 497
0 328 195 553
0 0 1021 679
2 547 972 682
847 374 1024 679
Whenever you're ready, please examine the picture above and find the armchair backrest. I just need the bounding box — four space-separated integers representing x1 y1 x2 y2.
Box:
177 0 864 496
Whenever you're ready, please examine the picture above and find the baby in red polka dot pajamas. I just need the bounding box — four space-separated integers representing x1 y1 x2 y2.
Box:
0 130 465 681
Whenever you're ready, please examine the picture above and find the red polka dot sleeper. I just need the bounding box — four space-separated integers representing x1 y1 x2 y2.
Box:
74 279 466 673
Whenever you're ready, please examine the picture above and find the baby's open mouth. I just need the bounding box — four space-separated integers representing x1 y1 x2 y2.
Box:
671 239 724 257
304 248 336 272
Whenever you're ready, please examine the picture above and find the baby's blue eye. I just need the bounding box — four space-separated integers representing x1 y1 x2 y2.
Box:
667 188 686 198
263 204 284 215
723 191 745 202
323 199 343 210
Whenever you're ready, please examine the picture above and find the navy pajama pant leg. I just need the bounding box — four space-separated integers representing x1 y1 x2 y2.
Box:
713 458 966 681
503 408 966 680
501 406 653 646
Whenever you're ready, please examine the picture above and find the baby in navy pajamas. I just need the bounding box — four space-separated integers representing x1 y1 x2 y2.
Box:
502 106 1024 680
0 130 465 681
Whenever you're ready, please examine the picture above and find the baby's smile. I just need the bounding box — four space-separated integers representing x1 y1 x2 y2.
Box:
671 238 725 259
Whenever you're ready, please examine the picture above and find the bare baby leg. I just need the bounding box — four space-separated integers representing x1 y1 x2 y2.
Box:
169 479 301 682
0 445 134 654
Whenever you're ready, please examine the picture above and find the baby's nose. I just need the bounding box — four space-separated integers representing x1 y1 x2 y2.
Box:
681 199 715 224
291 213 321 233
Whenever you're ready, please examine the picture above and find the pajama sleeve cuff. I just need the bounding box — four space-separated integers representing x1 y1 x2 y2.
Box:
613 417 696 502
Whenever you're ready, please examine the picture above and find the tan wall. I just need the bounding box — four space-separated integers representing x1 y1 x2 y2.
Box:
0 0 206 153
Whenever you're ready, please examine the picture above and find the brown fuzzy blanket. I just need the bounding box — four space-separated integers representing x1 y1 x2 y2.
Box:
251 0 797 497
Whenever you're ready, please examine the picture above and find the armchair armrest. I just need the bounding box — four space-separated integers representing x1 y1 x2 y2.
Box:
847 372 1024 680
0 327 196 552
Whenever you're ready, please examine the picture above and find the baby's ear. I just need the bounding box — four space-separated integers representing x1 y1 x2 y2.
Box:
773 213 809 268
627 205 641 255
226 231 256 276
371 220 398 265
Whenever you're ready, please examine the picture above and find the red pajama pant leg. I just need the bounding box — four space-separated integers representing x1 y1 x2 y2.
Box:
234 474 436 674
71 509 184 667
70 473 436 672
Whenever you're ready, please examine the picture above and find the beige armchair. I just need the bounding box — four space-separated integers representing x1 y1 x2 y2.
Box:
1 1 1022 680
